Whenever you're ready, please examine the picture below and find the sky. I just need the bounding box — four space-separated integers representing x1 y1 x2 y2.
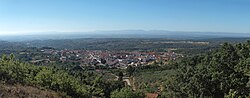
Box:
0 0 250 35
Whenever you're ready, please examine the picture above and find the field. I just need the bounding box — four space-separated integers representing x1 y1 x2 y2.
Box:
133 70 176 92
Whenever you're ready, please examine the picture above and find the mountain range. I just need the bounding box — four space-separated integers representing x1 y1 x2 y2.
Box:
0 30 249 41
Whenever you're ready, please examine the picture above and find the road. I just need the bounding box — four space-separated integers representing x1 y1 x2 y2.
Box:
113 74 132 86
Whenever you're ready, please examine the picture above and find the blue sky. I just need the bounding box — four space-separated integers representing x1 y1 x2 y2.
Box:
0 0 250 35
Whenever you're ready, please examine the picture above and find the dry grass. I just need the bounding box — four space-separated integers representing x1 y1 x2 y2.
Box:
0 83 69 98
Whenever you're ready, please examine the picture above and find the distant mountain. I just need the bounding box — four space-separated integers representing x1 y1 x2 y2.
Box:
0 30 250 41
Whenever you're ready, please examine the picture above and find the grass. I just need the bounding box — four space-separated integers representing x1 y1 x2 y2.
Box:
133 70 176 92
0 81 69 98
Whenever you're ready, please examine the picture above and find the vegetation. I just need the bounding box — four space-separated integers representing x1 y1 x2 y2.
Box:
134 70 176 93
110 87 145 98
26 38 215 53
0 82 68 98
162 42 250 97
1 39 250 98
0 54 124 98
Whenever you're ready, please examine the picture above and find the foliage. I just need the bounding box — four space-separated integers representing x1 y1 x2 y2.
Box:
134 70 176 93
164 42 250 98
26 38 216 53
110 87 145 98
0 54 124 97
127 65 135 76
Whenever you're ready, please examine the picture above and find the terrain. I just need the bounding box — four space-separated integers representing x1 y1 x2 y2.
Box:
0 37 249 98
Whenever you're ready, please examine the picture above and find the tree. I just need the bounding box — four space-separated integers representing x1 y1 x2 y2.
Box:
164 42 250 98
110 87 145 98
127 65 134 76
100 58 107 64
0 54 91 97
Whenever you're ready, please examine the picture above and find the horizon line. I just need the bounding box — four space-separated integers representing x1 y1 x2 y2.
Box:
0 29 249 36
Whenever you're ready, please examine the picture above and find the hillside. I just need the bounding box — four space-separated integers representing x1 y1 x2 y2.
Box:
0 83 67 98
127 41 250 97
0 40 250 98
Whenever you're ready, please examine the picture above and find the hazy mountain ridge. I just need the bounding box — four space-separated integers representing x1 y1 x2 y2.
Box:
0 30 250 41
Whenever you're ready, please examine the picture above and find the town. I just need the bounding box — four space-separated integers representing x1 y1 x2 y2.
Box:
28 48 184 69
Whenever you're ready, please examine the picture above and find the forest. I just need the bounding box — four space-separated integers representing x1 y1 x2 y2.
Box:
157 42 250 97
0 54 145 98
